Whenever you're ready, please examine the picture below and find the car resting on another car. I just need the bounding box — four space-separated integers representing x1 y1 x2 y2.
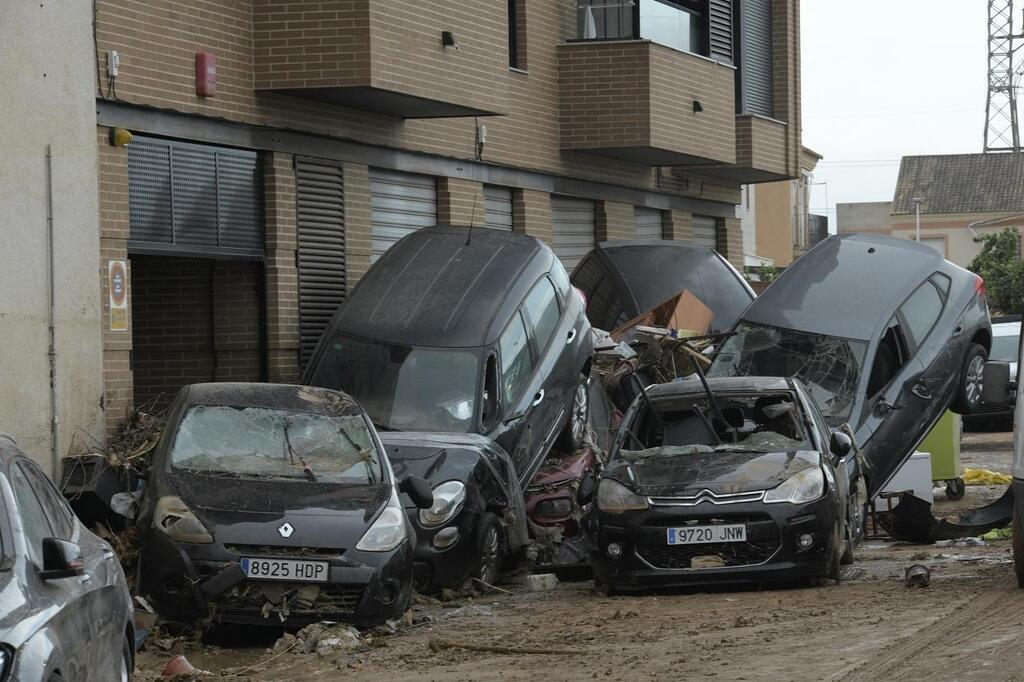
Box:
587 377 866 590
134 383 432 627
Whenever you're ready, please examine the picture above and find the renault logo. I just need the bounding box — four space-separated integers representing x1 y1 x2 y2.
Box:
278 522 294 538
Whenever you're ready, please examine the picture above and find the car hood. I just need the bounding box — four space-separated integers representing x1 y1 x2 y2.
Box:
167 471 390 547
608 449 822 497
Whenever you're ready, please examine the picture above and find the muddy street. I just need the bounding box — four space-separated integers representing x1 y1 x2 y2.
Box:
133 431 1022 682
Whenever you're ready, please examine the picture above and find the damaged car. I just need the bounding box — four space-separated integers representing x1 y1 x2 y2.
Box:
0 435 135 680
135 383 432 627
710 234 991 498
380 432 528 592
570 239 755 334
588 377 866 590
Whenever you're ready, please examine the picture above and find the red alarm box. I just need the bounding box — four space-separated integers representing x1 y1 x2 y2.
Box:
196 52 216 97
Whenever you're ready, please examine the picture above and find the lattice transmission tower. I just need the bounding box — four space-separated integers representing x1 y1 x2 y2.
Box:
985 0 1022 152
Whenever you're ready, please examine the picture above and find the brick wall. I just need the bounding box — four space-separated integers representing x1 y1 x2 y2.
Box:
438 177 485 227
264 152 300 383
597 202 636 242
736 115 788 177
720 217 745 271
773 0 801 177
514 189 553 244
664 211 694 242
342 163 373 289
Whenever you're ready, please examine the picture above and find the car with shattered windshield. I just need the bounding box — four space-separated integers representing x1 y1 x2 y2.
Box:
710 233 991 498
135 383 432 627
570 239 755 333
588 377 865 590
0 435 135 680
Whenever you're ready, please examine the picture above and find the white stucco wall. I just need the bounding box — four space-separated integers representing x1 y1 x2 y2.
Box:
0 2 103 474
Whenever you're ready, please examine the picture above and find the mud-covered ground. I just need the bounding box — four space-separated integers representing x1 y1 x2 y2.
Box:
137 429 1022 682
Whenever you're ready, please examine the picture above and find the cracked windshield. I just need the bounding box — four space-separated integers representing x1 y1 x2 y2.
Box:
170 406 380 483
710 322 867 422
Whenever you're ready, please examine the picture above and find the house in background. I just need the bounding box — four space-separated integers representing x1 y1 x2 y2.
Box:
738 146 825 274
840 154 1024 268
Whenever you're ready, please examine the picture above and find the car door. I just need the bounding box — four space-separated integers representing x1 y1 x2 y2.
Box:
8 461 92 679
521 275 571 451
495 310 542 481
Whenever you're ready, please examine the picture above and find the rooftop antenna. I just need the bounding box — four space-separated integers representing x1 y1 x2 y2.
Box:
465 191 481 246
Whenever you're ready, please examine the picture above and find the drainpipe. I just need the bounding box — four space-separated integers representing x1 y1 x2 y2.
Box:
45 145 59 477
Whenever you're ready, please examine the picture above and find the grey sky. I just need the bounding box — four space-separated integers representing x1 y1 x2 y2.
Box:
802 1 990 226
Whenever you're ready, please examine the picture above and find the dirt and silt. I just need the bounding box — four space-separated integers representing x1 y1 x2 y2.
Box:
136 429 1024 681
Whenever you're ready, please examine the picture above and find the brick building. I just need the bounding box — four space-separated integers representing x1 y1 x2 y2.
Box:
91 0 803 441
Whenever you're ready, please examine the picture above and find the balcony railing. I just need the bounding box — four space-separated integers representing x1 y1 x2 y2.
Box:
575 0 705 57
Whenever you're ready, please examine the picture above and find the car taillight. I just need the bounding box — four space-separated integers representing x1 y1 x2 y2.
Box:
975 275 986 296
574 286 587 308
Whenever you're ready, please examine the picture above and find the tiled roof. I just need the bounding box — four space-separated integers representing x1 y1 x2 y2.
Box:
892 153 1024 215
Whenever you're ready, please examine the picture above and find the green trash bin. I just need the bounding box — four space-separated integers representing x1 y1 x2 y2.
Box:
918 410 964 500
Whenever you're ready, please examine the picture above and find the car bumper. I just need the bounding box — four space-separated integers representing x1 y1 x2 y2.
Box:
138 531 413 627
406 507 482 592
590 496 838 590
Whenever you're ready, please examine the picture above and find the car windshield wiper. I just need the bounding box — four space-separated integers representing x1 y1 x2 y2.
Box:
282 418 318 482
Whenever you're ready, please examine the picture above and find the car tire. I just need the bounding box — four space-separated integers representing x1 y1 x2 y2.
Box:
467 513 503 591
121 634 134 682
952 343 988 414
556 376 590 453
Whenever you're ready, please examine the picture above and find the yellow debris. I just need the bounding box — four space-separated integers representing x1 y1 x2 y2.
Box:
962 468 1013 486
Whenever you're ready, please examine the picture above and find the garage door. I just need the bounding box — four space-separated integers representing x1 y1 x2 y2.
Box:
551 196 596 270
635 207 664 240
692 215 720 250
484 185 514 230
127 136 263 258
296 159 346 369
370 169 437 262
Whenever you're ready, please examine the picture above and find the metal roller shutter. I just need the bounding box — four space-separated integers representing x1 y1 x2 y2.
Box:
551 196 596 270
708 0 734 64
634 207 664 240
296 159 346 369
484 185 514 230
692 215 720 250
737 0 774 117
370 168 437 262
127 136 263 258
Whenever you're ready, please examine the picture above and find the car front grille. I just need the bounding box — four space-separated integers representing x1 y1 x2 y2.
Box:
224 544 343 559
213 581 363 621
636 539 780 569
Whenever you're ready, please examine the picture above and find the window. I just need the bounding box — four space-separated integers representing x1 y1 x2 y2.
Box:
508 0 524 69
549 260 572 302
866 318 910 398
499 313 534 403
21 463 73 540
577 0 710 57
899 280 945 348
523 278 561 352
9 464 55 566
482 354 500 428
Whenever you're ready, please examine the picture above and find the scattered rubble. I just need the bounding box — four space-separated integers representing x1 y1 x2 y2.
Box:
904 564 931 588
525 573 558 592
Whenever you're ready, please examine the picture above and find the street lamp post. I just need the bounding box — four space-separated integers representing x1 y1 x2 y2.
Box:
912 197 923 242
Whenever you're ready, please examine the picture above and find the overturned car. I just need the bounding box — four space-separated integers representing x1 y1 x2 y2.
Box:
588 377 866 590
135 383 432 627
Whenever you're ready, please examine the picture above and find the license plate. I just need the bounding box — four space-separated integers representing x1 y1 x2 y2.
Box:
666 524 747 545
239 557 329 582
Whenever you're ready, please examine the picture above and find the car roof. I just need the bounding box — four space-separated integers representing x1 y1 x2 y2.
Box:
742 233 950 341
181 383 365 418
587 239 755 331
646 376 797 398
334 226 553 348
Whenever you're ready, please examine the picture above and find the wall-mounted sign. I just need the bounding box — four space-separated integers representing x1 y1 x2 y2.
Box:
108 260 129 332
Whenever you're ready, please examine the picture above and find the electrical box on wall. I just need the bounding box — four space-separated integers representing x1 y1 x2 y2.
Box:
195 52 217 97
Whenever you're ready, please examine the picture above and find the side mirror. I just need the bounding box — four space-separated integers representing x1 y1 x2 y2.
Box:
577 474 597 506
982 361 1011 407
39 538 84 581
829 431 853 458
400 476 434 510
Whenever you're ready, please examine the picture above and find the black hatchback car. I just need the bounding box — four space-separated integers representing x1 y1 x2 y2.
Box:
305 226 595 488
570 239 755 333
0 435 135 680
710 234 991 498
589 377 865 590
135 383 432 627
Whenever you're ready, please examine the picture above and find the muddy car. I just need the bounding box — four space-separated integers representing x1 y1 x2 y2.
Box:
135 383 432 627
305 226 594 479
380 432 528 592
570 239 755 333
0 435 135 680
710 234 991 497
588 377 866 590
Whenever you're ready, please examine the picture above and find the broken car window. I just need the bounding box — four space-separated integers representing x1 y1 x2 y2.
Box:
170 406 382 483
710 323 867 422
306 334 480 433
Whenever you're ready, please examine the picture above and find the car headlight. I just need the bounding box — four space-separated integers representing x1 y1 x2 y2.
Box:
418 481 466 527
356 487 407 552
596 479 648 514
764 468 826 504
153 496 214 544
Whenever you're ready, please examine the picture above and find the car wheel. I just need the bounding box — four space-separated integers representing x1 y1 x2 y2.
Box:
467 513 503 591
556 376 590 453
952 343 988 414
945 477 966 501
121 634 134 682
